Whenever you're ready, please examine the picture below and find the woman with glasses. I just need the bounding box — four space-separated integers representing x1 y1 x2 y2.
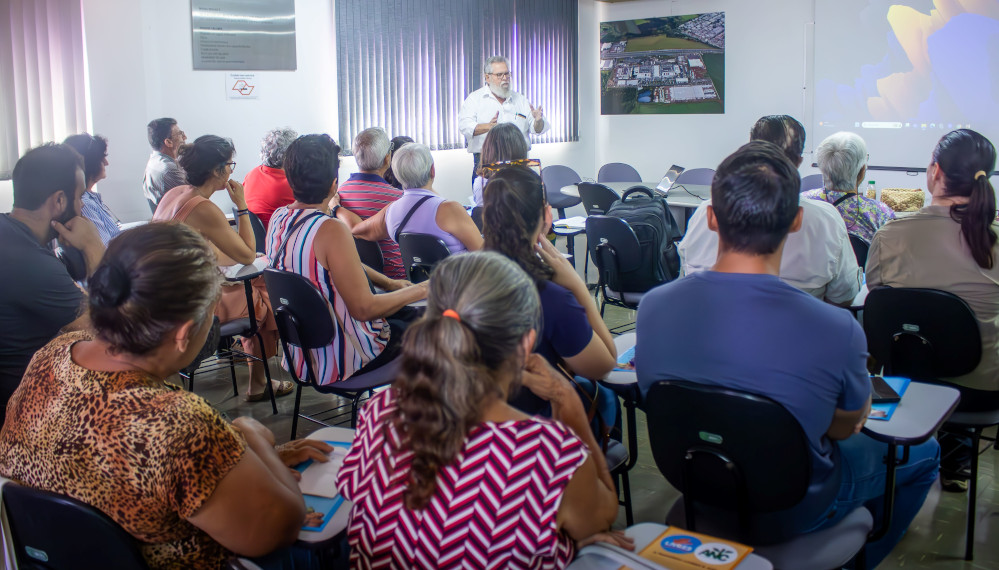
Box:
472 123 529 207
63 133 121 246
153 135 292 402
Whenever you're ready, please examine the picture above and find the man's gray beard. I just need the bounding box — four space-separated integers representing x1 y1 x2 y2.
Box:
488 83 511 99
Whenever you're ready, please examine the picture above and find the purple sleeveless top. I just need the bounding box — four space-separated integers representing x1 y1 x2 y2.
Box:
383 188 468 254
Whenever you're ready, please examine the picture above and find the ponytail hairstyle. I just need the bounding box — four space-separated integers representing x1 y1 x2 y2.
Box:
89 223 222 355
391 251 541 510
481 166 554 286
932 129 997 269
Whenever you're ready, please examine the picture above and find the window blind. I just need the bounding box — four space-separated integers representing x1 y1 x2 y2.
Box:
0 0 88 178
335 0 578 154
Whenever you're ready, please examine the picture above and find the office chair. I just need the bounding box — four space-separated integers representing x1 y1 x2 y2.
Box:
674 168 715 186
863 286 987 560
231 208 267 254
849 234 870 268
597 162 642 183
577 183 620 216
2 481 151 569
646 381 872 568
800 173 824 193
354 237 385 274
586 216 664 328
397 232 452 283
263 268 401 439
542 165 585 267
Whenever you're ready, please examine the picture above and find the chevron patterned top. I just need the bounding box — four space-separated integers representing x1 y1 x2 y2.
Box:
336 389 590 569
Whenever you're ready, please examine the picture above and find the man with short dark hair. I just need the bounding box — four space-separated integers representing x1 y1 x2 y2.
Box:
679 115 862 305
637 141 939 567
0 144 105 424
142 117 187 211
337 127 406 279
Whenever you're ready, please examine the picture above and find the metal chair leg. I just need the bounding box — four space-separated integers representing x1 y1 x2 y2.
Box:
966 429 981 561
254 331 277 415
621 470 634 525
290 385 303 441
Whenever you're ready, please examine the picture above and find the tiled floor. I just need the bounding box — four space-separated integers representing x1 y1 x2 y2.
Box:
185 240 999 568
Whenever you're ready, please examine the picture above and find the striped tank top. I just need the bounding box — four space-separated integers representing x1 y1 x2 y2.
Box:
265 207 389 385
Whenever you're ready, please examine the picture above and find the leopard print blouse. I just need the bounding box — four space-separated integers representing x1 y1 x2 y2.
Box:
0 331 246 569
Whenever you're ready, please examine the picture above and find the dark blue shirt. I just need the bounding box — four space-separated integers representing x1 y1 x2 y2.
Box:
636 271 870 497
0 214 83 420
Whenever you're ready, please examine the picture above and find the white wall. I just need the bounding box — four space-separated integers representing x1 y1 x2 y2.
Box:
592 0 931 194
75 0 599 223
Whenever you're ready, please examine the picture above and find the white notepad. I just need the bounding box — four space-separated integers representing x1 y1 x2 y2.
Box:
297 446 350 499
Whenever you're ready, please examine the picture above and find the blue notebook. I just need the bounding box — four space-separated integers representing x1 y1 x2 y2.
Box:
615 345 636 371
868 376 912 421
296 440 351 532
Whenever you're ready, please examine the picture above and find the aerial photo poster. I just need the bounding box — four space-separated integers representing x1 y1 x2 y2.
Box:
601 12 725 115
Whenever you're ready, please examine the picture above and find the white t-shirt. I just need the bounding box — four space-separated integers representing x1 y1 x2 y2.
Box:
458 85 550 154
678 196 863 304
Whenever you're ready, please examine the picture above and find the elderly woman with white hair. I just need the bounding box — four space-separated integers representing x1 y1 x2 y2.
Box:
344 143 483 254
243 127 298 228
803 131 895 242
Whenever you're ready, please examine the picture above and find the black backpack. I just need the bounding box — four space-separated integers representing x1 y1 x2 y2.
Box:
604 186 682 289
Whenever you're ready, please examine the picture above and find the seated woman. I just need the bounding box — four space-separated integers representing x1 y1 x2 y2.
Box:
802 131 894 242
153 135 291 401
243 127 298 228
64 133 121 245
472 123 529 207
266 134 427 384
336 252 629 568
383 135 414 189
0 223 329 569
347 143 483 254
482 166 618 422
867 128 999 491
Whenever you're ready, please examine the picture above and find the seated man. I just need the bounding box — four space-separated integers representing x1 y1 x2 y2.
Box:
637 140 939 568
0 144 105 425
679 115 862 305
142 117 187 211
803 131 895 243
337 127 406 279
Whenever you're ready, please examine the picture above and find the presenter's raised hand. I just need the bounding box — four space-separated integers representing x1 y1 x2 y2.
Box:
488 111 499 128
530 103 544 122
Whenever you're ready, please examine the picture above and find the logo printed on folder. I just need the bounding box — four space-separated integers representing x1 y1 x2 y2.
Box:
661 535 701 554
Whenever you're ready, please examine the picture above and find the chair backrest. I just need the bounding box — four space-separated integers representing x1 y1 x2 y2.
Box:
541 165 583 211
232 208 267 254
397 232 451 283
848 234 869 267
353 237 385 274
598 162 642 183
470 206 484 232
3 482 150 569
263 268 336 352
863 287 982 379
586 215 644 295
800 173 824 193
577 182 620 216
674 168 715 186
645 381 811 540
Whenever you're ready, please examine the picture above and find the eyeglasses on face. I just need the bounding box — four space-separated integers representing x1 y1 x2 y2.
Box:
225 161 236 170
488 71 512 79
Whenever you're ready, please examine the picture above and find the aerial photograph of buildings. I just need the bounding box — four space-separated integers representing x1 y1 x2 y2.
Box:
600 12 725 115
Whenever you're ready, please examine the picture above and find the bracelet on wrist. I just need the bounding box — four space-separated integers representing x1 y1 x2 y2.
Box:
235 208 250 217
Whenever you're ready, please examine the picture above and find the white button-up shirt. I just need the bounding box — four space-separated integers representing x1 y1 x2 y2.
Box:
458 85 550 153
678 196 863 304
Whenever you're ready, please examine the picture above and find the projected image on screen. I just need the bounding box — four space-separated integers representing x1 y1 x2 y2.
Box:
813 0 999 169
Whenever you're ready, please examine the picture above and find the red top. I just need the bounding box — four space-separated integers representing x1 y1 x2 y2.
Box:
243 165 295 228
337 389 588 569
338 173 406 279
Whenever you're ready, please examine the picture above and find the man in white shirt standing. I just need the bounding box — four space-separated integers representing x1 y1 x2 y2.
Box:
141 117 188 213
458 56 549 182
679 115 862 305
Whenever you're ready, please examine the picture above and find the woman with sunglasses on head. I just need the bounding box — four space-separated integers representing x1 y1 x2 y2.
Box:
64 133 121 246
867 129 999 492
337 252 630 568
472 122 530 207
482 165 618 421
153 135 292 402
